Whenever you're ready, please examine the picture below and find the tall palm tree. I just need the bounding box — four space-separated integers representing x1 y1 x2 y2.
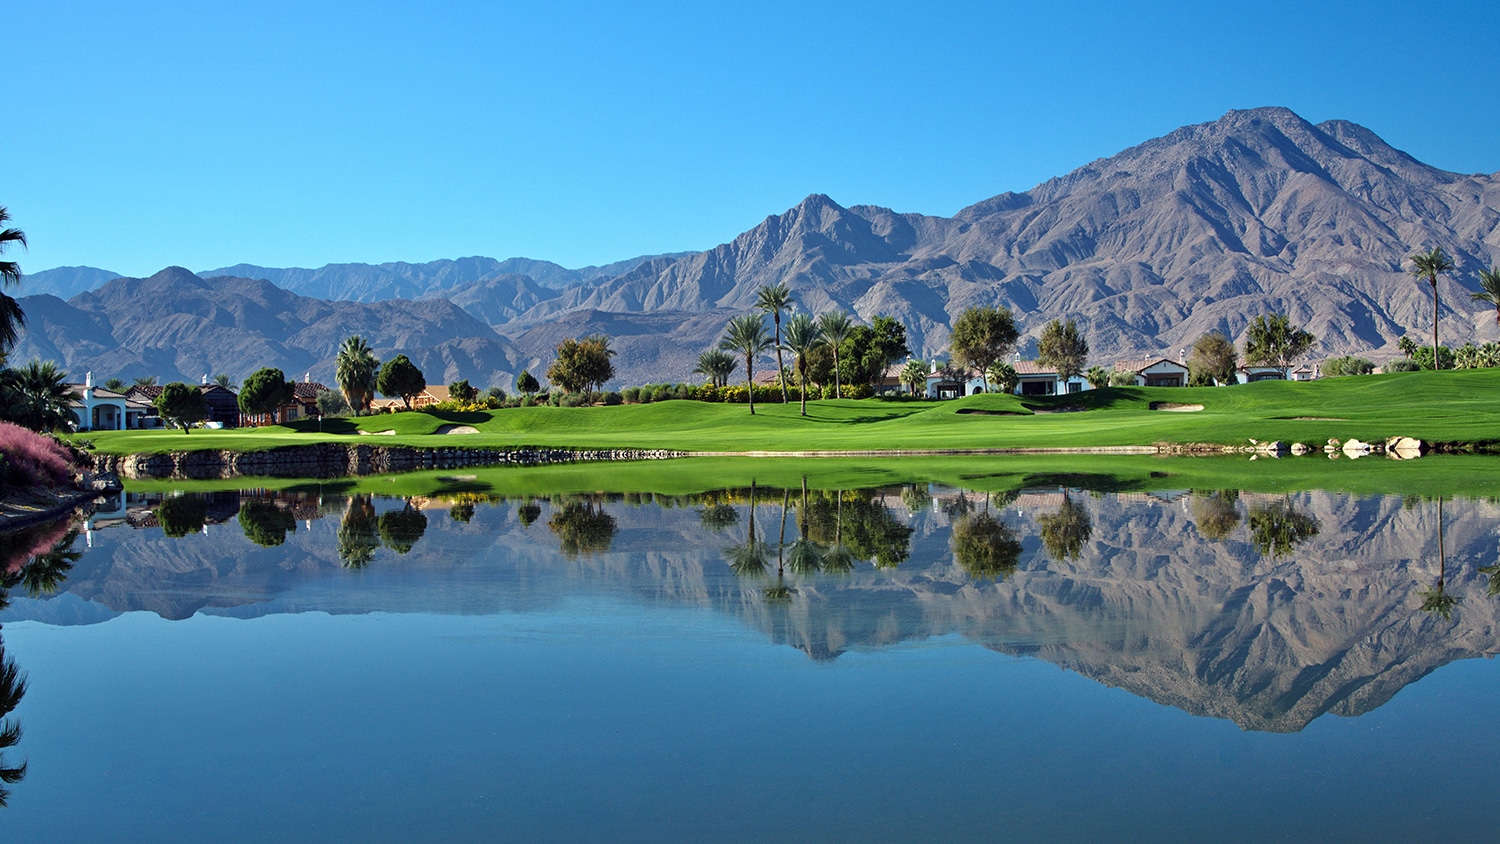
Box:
0 207 27 355
1471 266 1500 326
0 640 27 806
719 314 773 415
692 349 736 388
213 373 236 390
780 313 823 416
132 375 158 387
1409 247 1455 370
756 283 794 404
335 334 379 415
1 360 78 432
817 311 854 399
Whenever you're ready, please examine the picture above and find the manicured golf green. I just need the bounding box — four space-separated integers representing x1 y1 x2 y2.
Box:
79 369 1500 456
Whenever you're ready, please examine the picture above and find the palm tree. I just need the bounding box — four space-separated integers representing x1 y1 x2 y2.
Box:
780 313 823 416
1471 266 1500 326
132 375 158 387
787 478 823 575
0 640 27 806
719 314 773 415
756 283 794 404
0 360 78 432
1419 498 1459 619
900 359 927 397
335 334 379 415
726 481 769 577
1409 247 1455 370
817 311 854 399
0 207 26 355
213 373 236 390
103 377 128 393
692 349 736 388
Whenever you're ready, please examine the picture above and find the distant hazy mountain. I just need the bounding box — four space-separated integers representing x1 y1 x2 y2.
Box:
10 267 537 387
201 252 698 302
22 265 121 299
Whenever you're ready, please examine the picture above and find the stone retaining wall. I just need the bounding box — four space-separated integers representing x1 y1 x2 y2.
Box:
93 444 684 480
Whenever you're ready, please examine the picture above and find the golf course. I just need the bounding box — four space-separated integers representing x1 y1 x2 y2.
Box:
74 369 1500 456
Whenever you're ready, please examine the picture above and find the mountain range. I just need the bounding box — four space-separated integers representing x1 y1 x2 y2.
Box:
14 106 1500 388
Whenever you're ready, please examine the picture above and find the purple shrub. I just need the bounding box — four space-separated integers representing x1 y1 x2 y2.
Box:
0 421 77 489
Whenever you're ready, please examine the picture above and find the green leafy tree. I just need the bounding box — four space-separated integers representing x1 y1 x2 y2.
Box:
156 494 209 537
1037 319 1088 381
1188 331 1238 385
1190 490 1241 541
238 368 296 423
337 495 380 568
1248 497 1319 558
1322 355 1375 376
448 379 477 402
816 311 854 398
376 355 426 410
950 306 1019 393
1038 494 1092 561
0 207 26 355
155 381 208 434
0 360 78 432
1244 314 1316 379
780 313 823 416
951 511 1023 580
547 335 615 401
548 498 618 557
238 500 297 547
1085 366 1110 389
335 335 379 415
515 369 540 397
1471 266 1500 326
378 502 428 554
1409 246 1455 370
756 283 794 404
315 388 351 417
720 314 773 414
1109 369 1137 387
900 359 928 396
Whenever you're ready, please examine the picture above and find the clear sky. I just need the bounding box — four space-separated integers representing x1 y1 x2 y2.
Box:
10 0 1500 278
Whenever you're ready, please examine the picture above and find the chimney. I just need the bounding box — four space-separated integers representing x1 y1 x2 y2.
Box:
201 374 208 386
305 372 311 383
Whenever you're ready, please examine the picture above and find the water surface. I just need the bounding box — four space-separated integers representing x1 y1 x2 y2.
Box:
2 475 1499 841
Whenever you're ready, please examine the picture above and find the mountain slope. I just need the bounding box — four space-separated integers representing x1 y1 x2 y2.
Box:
10 267 531 387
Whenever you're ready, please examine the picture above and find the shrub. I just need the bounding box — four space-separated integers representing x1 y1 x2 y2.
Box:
424 397 500 414
846 384 874 400
0 421 77 489
557 393 587 408
602 391 623 406
1385 358 1421 373
651 385 672 403
1323 355 1375 377
621 387 641 404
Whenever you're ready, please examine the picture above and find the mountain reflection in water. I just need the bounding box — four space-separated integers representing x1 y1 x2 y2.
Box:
7 481 1500 735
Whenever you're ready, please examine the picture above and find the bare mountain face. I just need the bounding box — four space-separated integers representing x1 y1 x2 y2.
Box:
16 107 1499 387
508 107 1500 368
10 267 535 387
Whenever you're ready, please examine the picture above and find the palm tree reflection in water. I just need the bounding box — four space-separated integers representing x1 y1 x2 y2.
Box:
1419 498 1459 620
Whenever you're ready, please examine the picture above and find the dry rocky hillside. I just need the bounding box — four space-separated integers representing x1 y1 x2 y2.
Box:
16 107 1500 387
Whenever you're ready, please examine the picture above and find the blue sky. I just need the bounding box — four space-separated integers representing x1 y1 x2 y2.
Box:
11 0 1500 278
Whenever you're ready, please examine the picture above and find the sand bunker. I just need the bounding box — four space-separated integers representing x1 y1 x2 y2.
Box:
357 429 398 435
434 424 480 435
1150 402 1204 412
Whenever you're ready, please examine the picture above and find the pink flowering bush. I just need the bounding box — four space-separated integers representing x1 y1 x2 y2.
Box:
0 517 72 574
0 420 77 489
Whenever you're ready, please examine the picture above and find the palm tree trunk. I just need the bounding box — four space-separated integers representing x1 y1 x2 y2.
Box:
745 354 755 415
832 349 841 399
797 361 807 416
1432 280 1441 371
775 314 788 404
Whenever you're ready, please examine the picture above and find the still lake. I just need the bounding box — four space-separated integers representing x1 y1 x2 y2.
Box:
2 469 1499 842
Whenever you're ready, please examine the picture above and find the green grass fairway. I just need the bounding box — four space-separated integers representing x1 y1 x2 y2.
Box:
78 369 1500 456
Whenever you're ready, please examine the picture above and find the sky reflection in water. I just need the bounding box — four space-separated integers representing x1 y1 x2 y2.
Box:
1 479 1499 842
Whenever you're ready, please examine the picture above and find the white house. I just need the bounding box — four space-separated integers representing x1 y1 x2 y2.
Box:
1236 365 1285 383
69 372 132 432
1012 361 1089 396
1113 358 1190 387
